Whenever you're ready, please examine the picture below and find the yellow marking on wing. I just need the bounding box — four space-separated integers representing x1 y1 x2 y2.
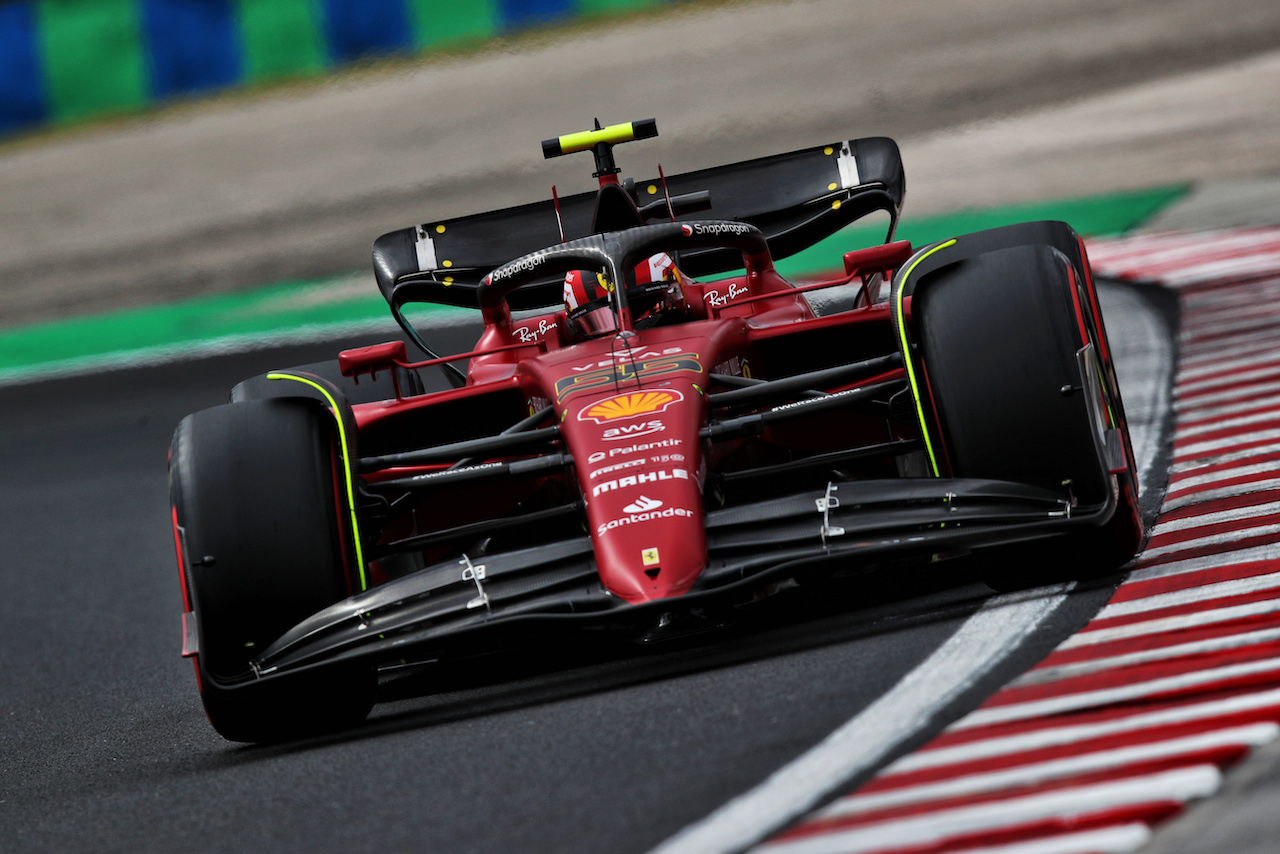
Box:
267 373 368 590
894 239 958 478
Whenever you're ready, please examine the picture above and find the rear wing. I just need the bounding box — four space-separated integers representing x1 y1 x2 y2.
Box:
372 136 905 314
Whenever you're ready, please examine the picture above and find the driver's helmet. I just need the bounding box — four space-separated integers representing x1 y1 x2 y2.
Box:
563 253 682 337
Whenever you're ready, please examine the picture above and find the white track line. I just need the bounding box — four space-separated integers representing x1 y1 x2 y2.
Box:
1181 295 1280 320
933 824 1152 854
1063 599 1280 647
751 767 1220 854
1180 366 1280 398
1016 626 1280 686
1178 392 1280 422
816 725 1276 819
1137 523 1280 561
954 658 1280 731
1166 461 1280 494
1149 499 1280 534
893 688 1280 774
1160 252 1280 287
644 587 1073 854
1172 444 1280 473
1160 478 1280 513
1098 570 1280 618
1181 310 1280 340
1180 394 1280 425
1090 232 1280 270
1178 365 1280 396
1175 428 1280 461
1180 335 1280 370
1177 409 1280 439
1130 543 1280 583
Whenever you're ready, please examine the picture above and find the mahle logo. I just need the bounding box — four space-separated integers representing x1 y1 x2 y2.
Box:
578 390 684 424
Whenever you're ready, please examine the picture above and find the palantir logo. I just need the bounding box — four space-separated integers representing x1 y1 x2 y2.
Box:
623 496 663 513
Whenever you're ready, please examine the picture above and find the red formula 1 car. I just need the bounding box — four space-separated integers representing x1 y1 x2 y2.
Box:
169 119 1143 741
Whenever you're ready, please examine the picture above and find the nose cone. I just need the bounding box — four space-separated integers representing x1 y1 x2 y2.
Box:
589 486 706 602
564 385 707 603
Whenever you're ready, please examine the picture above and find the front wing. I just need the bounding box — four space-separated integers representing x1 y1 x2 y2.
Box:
211 474 1113 685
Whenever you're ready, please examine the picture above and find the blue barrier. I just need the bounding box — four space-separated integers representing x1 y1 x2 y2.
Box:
0 0 671 137
0 1 46 134
142 0 243 100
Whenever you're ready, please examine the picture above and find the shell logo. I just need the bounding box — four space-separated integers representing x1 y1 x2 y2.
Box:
578 390 684 424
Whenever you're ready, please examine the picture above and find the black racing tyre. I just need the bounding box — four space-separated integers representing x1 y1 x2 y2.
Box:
169 398 375 742
906 227 1141 588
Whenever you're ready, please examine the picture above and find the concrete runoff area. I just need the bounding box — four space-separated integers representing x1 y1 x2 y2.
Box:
2 0 1280 329
1143 177 1280 233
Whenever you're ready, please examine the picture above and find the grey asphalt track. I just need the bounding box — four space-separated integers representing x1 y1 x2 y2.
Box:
0 281 1168 853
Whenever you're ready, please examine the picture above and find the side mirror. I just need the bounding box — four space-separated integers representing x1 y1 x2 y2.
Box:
843 240 914 278
339 340 407 387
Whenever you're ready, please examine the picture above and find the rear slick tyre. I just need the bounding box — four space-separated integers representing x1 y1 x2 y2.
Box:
170 398 374 742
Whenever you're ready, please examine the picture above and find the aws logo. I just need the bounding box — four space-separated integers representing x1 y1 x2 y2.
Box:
578 390 684 424
602 419 665 440
554 354 701 402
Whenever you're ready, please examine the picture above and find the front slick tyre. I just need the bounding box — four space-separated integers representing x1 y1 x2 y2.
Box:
907 224 1141 590
170 398 374 743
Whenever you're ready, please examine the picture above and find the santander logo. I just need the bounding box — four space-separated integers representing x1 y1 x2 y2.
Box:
623 496 662 513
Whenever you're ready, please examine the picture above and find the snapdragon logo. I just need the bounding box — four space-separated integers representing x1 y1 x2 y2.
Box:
690 222 751 237
623 496 662 513
491 254 543 281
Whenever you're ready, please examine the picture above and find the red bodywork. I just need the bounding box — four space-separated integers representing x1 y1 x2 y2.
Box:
343 243 914 603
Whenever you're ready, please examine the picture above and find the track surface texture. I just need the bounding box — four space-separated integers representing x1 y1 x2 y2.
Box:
3 0 1280 327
